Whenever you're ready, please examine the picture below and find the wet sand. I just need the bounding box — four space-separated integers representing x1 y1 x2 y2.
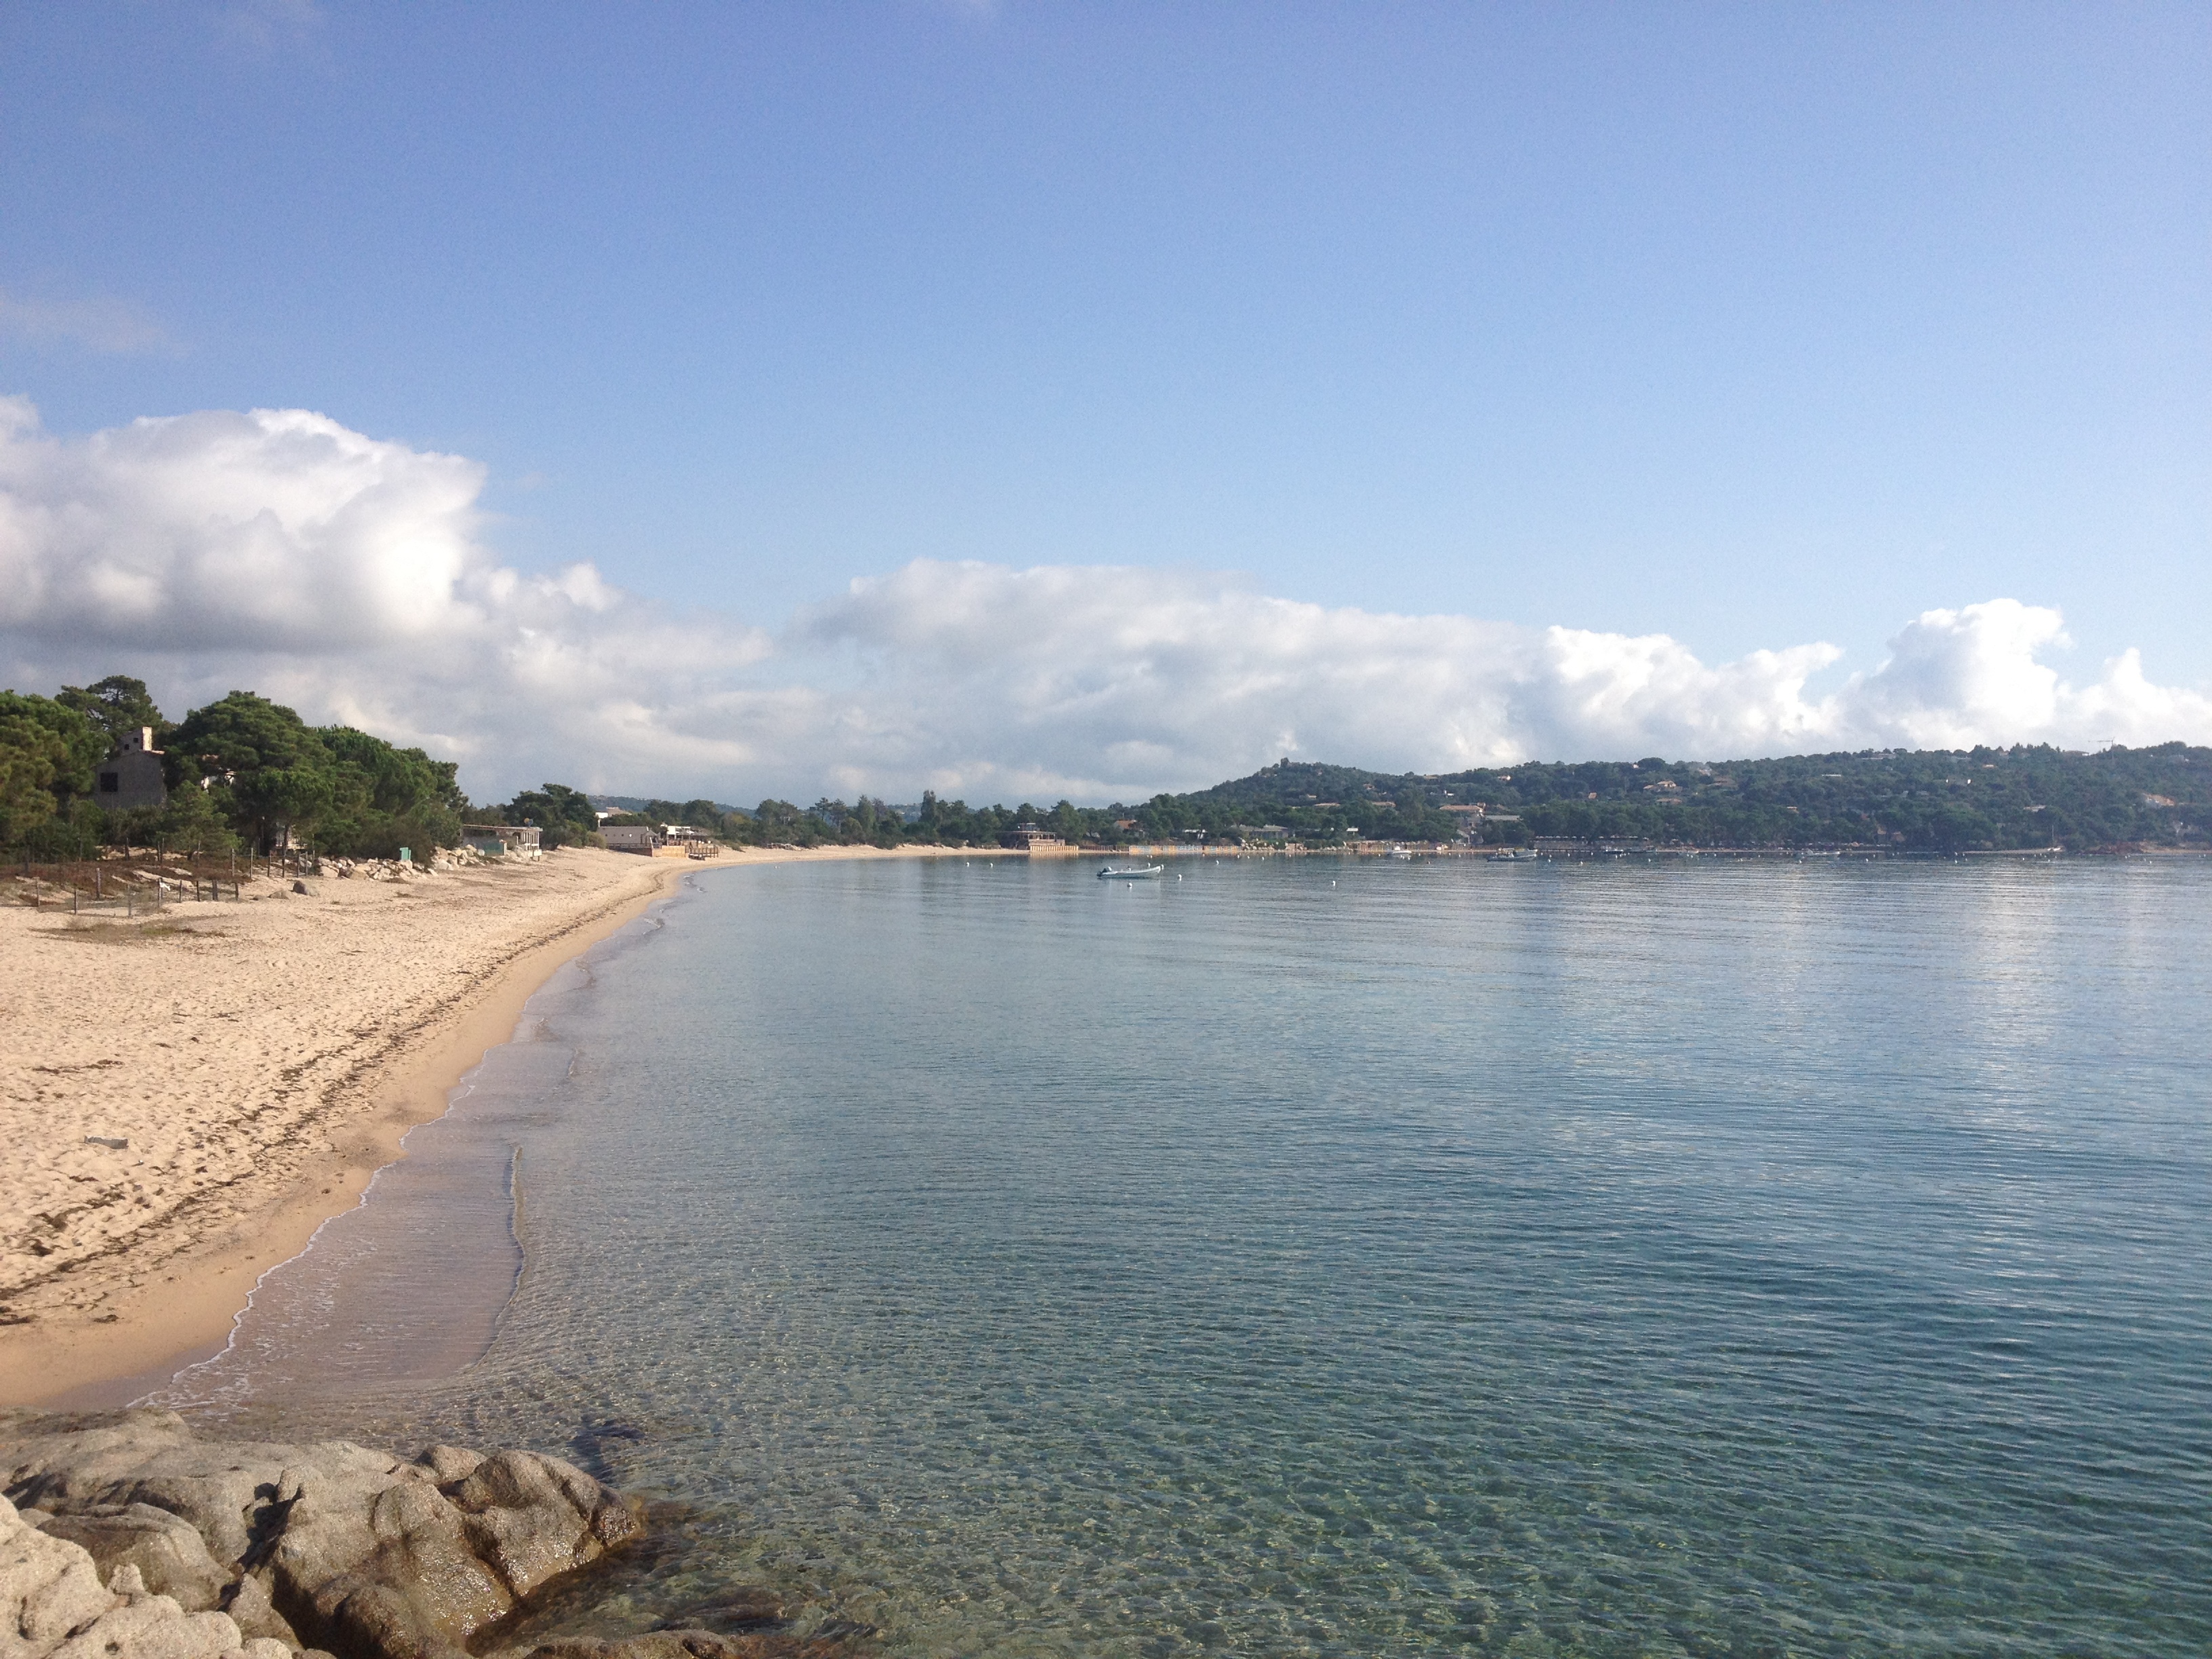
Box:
0 842 1002 1406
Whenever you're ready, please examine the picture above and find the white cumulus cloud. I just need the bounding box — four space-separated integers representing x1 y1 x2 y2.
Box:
0 398 485 649
796 567 2212 799
1 398 2206 804
0 397 773 790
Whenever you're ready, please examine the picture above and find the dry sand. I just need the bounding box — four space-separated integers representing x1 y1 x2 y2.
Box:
0 841 993 1406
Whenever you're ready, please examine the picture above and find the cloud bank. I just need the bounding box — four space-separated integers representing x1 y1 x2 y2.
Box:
3 398 2207 803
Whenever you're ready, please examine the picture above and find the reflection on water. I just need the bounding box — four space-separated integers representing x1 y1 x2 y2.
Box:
190 860 2212 1657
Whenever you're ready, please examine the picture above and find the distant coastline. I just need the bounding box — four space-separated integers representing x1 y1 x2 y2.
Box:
623 742 2212 859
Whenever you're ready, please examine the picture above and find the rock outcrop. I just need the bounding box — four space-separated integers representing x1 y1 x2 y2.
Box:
35 1502 232 1612
1 1494 268 1659
0 1412 645 1659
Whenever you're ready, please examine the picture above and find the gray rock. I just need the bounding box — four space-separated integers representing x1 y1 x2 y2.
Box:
44 1580 241 1659
218 1572 300 1646
268 1463 510 1659
407 1451 479 1487
1 1496 248 1659
0 1410 394 1567
38 1503 230 1612
443 1453 638 1597
2 1490 116 1656
0 1414 640 1659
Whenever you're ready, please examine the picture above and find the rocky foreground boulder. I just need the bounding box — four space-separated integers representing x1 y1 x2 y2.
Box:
0 1412 823 1659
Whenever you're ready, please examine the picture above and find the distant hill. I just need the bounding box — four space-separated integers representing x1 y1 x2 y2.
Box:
599 743 2211 854
1161 743 2211 852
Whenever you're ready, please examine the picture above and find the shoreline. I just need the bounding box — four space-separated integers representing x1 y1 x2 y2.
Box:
0 842 1004 1408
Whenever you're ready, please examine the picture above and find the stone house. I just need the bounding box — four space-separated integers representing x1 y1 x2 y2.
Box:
96 728 168 812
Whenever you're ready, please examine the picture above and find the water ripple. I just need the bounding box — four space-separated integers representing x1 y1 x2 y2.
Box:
218 859 2212 1657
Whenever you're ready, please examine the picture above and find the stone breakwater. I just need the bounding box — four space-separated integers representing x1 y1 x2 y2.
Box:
1 1412 838 1659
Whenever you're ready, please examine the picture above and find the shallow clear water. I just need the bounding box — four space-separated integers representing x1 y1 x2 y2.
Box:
173 857 2212 1656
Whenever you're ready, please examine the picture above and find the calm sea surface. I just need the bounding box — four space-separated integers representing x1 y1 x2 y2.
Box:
169 857 2212 1657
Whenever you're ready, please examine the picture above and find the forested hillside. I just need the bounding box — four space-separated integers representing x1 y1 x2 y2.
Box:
704 743 2211 853
1164 744 2211 852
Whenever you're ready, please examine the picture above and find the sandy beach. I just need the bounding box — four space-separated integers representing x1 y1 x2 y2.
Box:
0 842 993 1407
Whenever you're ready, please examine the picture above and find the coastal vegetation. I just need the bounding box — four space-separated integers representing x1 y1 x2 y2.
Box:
1157 746 2212 852
480 783 601 850
1 676 480 860
0 674 658 861
712 745 2212 855
9 669 2207 858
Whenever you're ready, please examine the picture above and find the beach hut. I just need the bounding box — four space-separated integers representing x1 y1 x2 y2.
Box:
462 824 544 859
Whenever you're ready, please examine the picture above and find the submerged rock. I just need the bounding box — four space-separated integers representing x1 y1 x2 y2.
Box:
0 1412 642 1659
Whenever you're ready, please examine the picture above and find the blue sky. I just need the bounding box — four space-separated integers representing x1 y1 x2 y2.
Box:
1 2 2206 799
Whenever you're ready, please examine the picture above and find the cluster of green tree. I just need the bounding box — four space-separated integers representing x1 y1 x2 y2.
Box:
718 784 1450 850
596 794 742 823
1174 745 2212 852
472 783 602 848
907 794 1081 847
1 675 470 859
175 692 470 857
598 798 734 833
1 684 119 855
728 796 913 847
676 793 1083 849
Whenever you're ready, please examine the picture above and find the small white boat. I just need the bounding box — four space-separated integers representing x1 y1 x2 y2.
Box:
1099 863 1166 879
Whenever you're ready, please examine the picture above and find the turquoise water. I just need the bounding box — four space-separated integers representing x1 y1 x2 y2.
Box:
180 857 2212 1656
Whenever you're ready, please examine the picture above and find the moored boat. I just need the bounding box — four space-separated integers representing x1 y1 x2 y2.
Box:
1099 863 1166 879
